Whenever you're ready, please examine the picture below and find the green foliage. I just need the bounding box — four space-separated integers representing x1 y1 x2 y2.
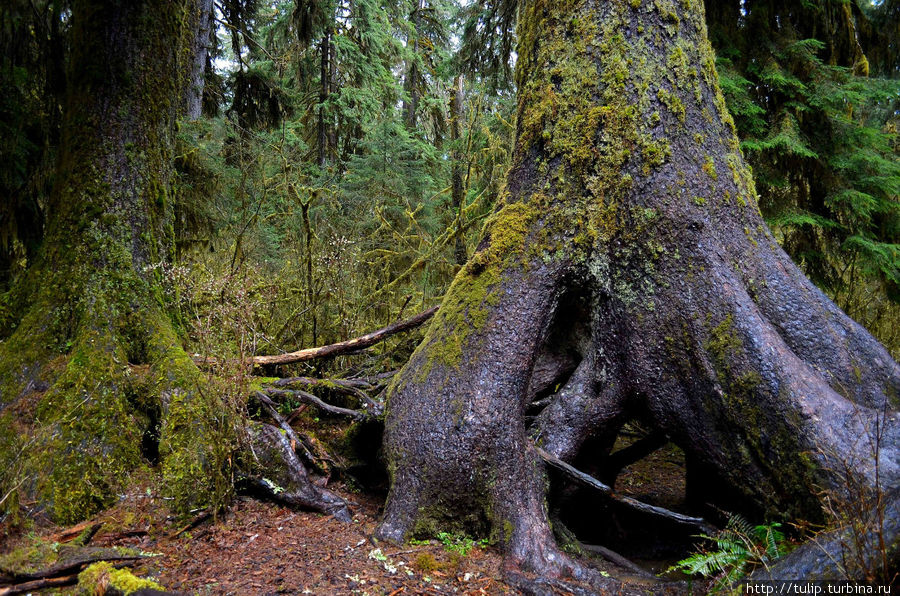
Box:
436 531 488 556
708 0 900 353
668 516 787 591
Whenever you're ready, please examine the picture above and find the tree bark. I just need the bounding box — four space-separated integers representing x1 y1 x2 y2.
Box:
185 0 215 120
377 0 900 587
0 0 230 523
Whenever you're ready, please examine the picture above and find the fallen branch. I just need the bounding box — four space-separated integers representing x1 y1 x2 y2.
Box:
0 550 149 585
252 391 324 470
579 543 657 580
264 388 370 421
0 573 79 595
272 377 383 414
274 376 375 390
534 446 715 533
51 521 102 545
195 306 437 367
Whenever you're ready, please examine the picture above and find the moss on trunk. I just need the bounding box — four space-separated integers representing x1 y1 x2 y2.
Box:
378 0 900 587
0 0 231 524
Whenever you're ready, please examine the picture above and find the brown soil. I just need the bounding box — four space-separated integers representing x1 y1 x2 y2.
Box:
1 480 515 595
0 434 696 594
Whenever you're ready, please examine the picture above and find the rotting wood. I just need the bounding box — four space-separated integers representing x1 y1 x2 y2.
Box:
252 391 324 469
195 306 438 367
535 446 715 534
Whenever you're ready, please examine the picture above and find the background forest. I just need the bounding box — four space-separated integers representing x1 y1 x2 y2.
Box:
2 0 898 370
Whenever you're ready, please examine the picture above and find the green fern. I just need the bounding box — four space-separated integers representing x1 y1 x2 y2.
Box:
668 515 786 591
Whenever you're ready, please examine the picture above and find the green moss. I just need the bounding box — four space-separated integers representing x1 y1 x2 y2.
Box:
702 155 718 180
0 538 58 575
32 326 144 524
417 199 541 374
78 561 163 595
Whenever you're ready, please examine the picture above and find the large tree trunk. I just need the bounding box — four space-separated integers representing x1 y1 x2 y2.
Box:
0 0 344 525
377 0 900 588
0 0 215 524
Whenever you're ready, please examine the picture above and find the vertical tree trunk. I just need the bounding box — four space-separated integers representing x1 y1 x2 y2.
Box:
185 0 215 120
0 0 291 525
317 32 331 169
377 0 900 588
449 75 467 266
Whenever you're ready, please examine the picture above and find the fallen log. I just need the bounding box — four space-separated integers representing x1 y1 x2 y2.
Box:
0 573 79 595
0 550 149 585
535 446 715 534
194 306 438 367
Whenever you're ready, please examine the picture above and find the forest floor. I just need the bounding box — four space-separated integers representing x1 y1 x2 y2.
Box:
0 438 700 595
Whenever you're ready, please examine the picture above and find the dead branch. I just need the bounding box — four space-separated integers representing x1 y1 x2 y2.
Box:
0 550 150 585
535 446 715 534
272 377 383 414
51 521 103 545
0 573 79 595
264 388 371 421
252 391 325 470
194 306 437 367
169 510 212 538
273 377 374 390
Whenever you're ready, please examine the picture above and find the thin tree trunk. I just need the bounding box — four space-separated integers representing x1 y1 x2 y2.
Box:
185 0 215 119
317 32 330 169
450 75 467 266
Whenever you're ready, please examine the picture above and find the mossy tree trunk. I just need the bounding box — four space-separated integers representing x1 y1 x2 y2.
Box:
0 0 229 524
377 0 900 587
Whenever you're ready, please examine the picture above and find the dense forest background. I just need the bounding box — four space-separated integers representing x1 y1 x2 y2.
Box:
1 0 898 370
